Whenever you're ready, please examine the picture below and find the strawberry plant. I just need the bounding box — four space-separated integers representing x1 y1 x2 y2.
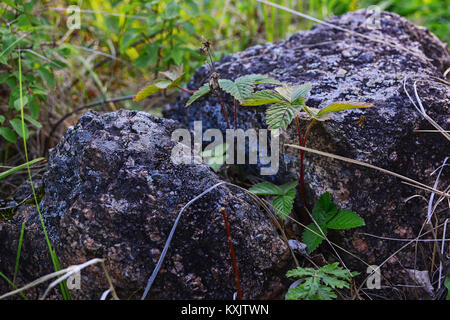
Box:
303 192 365 253
249 180 298 219
285 262 359 300
242 83 372 222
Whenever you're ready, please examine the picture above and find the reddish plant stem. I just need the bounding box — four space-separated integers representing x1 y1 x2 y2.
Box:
176 86 196 94
216 93 230 129
234 99 238 129
295 116 310 225
221 207 243 300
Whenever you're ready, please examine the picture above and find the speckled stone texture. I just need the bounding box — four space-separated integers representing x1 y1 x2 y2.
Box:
164 10 449 296
0 110 290 299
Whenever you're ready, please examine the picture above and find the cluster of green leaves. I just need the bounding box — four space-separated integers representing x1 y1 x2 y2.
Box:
249 180 298 219
0 0 71 145
85 0 206 74
303 192 365 253
285 262 359 300
186 73 281 106
241 83 372 130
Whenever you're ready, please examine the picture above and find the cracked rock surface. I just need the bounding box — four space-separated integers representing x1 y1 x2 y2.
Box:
164 10 449 296
0 110 289 299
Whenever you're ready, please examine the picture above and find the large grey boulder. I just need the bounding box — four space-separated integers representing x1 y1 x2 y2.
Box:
164 10 449 296
0 110 290 299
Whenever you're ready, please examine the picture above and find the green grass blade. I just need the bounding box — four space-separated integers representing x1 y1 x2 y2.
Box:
0 272 28 300
0 157 45 180
13 221 26 285
18 48 71 300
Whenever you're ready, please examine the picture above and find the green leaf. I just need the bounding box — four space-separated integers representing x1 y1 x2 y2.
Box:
28 97 40 119
218 74 280 103
185 83 210 107
134 79 171 101
273 189 295 219
315 101 373 119
241 90 285 106
265 102 300 130
302 223 327 254
134 65 185 102
235 74 281 86
291 83 312 104
327 209 365 229
37 67 55 88
0 127 17 143
218 79 250 102
14 96 28 111
285 262 357 300
9 118 29 139
312 192 338 225
249 182 282 195
0 115 5 124
23 113 42 129
163 1 180 19
279 180 298 194
160 64 184 83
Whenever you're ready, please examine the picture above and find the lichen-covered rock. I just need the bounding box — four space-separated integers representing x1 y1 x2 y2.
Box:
164 10 449 297
0 110 290 299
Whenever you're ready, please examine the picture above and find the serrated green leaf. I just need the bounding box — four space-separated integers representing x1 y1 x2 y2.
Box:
291 83 312 103
327 209 365 229
286 262 358 300
312 191 339 226
235 74 281 86
279 180 298 194
241 90 286 106
249 182 282 195
219 79 252 102
0 127 17 143
302 223 327 254
265 102 299 130
315 101 373 119
273 190 295 219
185 83 210 107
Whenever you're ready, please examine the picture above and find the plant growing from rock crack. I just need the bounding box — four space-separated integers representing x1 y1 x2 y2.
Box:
249 182 364 254
134 41 281 129
249 180 298 219
285 262 359 300
242 83 372 222
185 73 282 128
302 192 365 253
